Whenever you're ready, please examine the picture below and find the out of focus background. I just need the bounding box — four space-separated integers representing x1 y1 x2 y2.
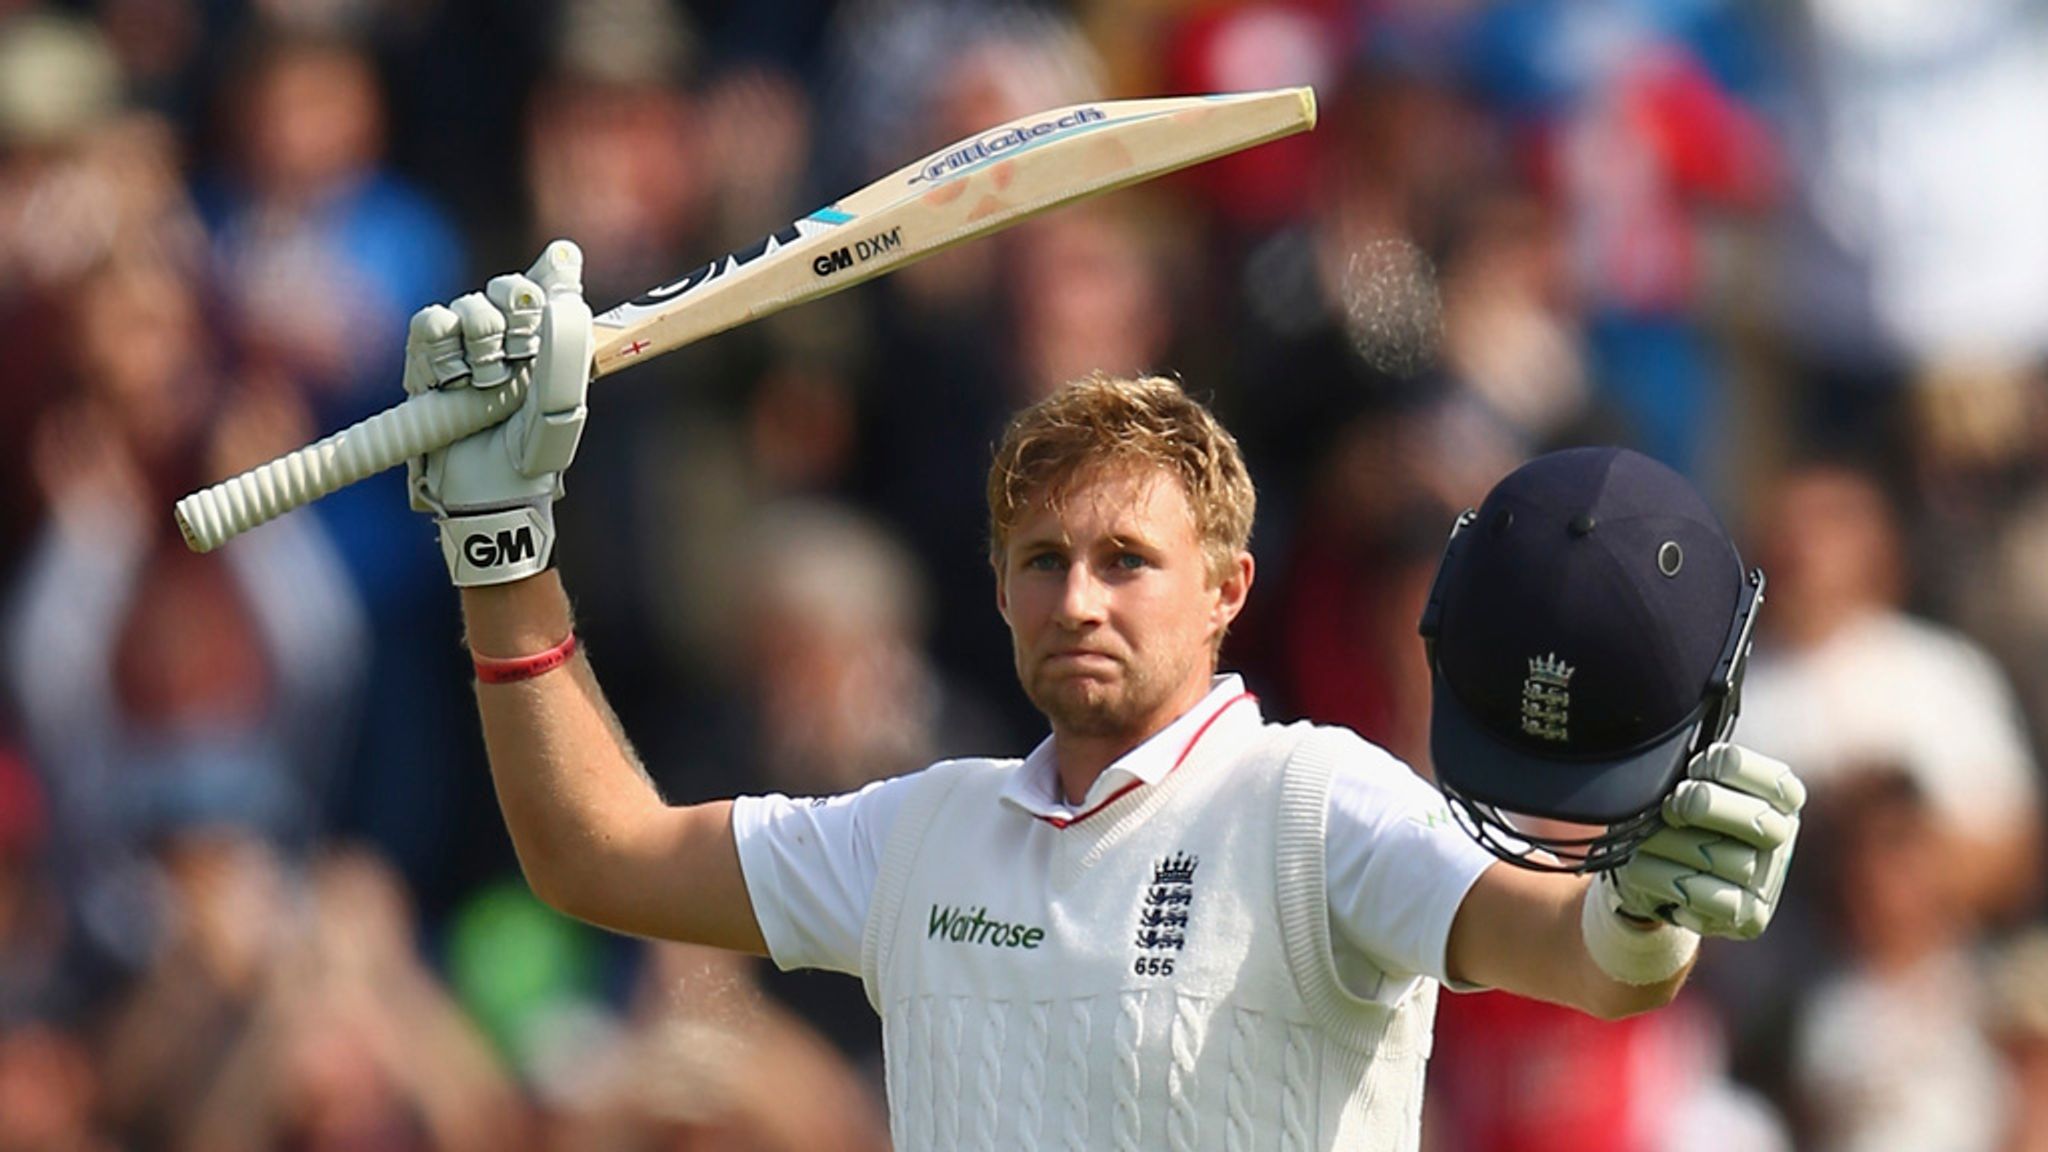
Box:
2 0 2046 1148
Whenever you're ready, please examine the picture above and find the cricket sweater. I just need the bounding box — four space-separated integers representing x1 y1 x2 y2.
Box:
860 703 1436 1151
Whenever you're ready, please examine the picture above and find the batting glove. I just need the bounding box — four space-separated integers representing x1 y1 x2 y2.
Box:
406 241 592 586
1610 743 1807 939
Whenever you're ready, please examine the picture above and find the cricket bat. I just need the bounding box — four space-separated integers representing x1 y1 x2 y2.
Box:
174 87 1317 553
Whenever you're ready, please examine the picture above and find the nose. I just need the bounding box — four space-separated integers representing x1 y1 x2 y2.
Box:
1054 561 1108 629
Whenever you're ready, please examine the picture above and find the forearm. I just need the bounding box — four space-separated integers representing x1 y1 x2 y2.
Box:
1448 866 1691 1020
460 574 764 951
463 572 644 902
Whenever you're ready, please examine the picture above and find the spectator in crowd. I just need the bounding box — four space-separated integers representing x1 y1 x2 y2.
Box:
95 831 294 1146
0 742 112 1152
546 942 889 1152
195 24 482 909
4 248 366 977
1430 990 1789 1152
0 747 69 1026
1988 928 2048 1152
1790 767 2009 1152
0 12 200 560
180 849 521 1152
1739 461 2041 923
0 1016 113 1152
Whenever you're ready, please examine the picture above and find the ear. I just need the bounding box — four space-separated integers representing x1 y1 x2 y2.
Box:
993 555 1010 623
1212 550 1254 634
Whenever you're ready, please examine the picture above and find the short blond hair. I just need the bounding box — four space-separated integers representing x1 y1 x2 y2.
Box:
987 374 1255 582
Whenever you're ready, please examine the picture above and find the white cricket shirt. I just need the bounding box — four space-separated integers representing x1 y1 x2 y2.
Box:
732 675 1497 998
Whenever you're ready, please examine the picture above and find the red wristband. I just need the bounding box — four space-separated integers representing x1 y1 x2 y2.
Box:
473 632 578 684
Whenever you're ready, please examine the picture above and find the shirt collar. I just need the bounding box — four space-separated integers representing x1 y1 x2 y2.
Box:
999 674 1254 823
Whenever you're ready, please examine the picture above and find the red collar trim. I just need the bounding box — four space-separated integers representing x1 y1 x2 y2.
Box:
1038 691 1256 830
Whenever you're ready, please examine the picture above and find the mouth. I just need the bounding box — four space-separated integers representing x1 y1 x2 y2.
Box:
1044 649 1120 670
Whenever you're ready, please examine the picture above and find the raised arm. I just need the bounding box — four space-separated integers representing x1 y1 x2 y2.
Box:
462 574 766 953
407 243 763 953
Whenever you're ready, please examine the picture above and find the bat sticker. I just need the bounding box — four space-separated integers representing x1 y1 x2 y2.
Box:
594 210 850 328
909 107 1119 183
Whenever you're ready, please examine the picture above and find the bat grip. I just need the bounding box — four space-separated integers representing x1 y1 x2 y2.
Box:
174 382 526 553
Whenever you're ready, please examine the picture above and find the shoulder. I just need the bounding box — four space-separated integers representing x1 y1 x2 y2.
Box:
1274 720 1455 828
915 754 1022 784
1271 720 1428 787
880 754 1023 807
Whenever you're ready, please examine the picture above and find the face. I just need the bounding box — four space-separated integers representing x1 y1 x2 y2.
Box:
997 464 1251 744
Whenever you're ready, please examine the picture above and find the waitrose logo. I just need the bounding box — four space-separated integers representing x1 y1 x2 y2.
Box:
928 904 1046 950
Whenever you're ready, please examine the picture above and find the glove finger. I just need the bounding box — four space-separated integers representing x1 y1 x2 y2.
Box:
1664 779 1794 851
450 292 510 388
1616 855 1757 933
1635 826 1758 888
526 239 584 296
1690 743 1807 815
404 305 466 393
1753 823 1799 906
486 274 545 362
1667 905 1721 936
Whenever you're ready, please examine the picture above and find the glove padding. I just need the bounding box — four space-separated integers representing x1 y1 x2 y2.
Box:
406 241 592 586
1611 743 1806 939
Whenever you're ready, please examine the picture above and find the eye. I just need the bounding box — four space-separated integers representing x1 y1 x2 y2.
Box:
1112 551 1149 571
1024 551 1065 572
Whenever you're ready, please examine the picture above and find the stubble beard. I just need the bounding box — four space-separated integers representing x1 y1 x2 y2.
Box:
1020 645 1199 741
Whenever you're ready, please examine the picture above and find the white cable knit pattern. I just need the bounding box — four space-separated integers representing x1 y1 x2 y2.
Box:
938 997 966 1149
970 1000 1007 1152
883 1006 907 1148
1019 1000 1051 1151
1226 1007 1259 1152
1060 1001 1091 1152
1114 992 1146 1152
1169 993 1207 1152
909 997 936 1152
1282 1022 1314 1152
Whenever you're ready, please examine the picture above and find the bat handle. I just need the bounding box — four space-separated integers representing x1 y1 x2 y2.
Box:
173 382 525 553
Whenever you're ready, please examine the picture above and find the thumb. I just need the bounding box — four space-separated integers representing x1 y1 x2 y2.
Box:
527 239 585 298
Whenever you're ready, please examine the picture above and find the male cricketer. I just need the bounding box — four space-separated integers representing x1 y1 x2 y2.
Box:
411 244 1805 1150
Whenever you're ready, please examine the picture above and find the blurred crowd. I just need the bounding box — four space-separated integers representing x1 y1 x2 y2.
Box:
0 0 2045 1148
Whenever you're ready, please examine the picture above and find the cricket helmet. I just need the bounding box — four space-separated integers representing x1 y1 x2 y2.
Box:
1419 447 1764 872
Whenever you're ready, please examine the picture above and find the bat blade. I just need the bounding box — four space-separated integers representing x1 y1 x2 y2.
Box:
173 87 1316 553
588 88 1315 378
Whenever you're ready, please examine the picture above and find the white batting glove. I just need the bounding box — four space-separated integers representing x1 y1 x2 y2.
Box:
1610 743 1807 939
405 241 592 586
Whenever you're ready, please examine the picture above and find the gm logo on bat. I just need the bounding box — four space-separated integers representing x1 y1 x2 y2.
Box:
812 227 904 277
465 526 537 569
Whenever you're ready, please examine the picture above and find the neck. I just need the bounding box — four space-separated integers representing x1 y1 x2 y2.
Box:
1050 679 1215 807
1052 736 1143 808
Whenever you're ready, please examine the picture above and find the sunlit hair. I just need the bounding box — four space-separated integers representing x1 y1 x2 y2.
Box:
987 374 1255 583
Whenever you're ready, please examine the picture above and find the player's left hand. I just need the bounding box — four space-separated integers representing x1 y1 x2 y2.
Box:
1611 743 1806 939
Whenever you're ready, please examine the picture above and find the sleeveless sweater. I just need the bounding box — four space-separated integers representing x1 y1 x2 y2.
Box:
860 705 1437 1151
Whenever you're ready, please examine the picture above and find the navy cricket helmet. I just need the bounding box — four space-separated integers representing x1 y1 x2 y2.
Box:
1418 447 1764 872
